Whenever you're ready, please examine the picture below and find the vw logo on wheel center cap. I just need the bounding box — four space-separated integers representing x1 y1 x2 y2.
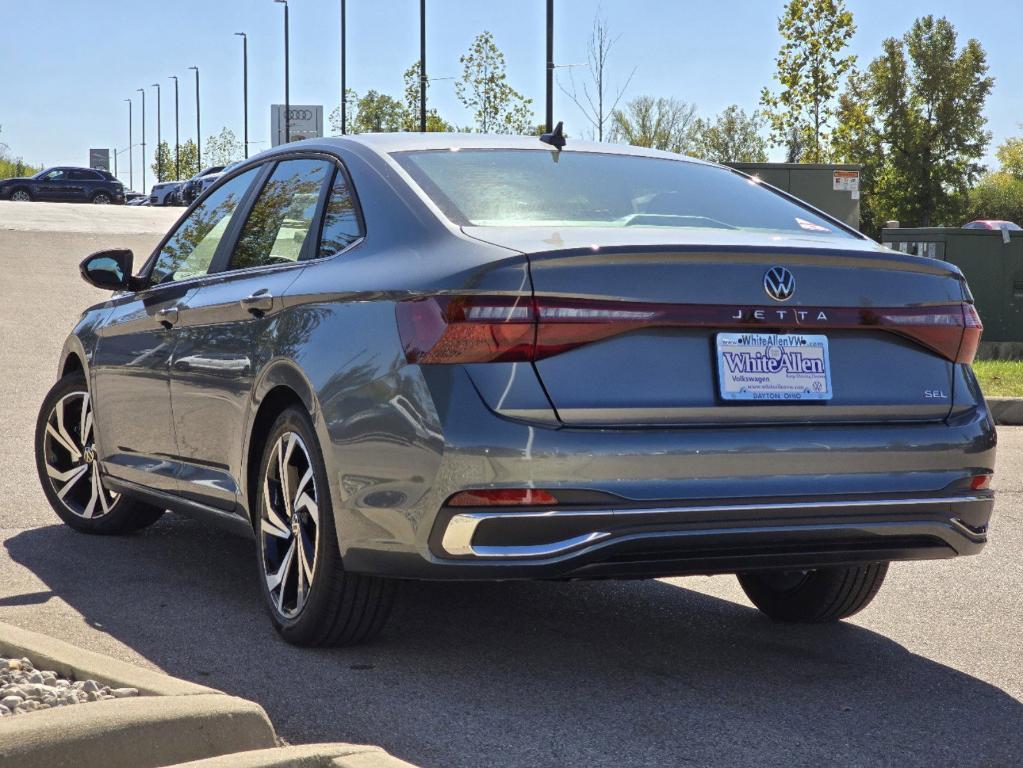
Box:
764 266 795 302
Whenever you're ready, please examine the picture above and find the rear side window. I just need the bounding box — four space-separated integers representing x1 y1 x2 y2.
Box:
393 149 854 239
318 170 362 258
149 167 260 285
229 157 333 271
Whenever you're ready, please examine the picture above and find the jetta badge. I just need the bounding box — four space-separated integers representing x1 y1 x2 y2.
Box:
764 266 795 302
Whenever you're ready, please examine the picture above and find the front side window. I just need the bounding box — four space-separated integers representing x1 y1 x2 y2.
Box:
41 169 67 181
149 167 260 285
393 149 855 239
229 158 332 271
318 170 362 258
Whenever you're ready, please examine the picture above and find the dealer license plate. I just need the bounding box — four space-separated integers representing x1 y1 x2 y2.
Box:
716 332 832 401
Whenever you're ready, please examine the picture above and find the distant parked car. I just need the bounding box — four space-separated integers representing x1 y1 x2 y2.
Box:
0 167 125 204
963 220 1022 231
150 181 184 206
180 166 226 206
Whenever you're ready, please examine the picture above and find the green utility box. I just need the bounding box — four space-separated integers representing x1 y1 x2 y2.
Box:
728 162 862 230
881 227 1023 344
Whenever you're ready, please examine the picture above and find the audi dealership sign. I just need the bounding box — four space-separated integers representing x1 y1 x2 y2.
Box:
271 104 324 146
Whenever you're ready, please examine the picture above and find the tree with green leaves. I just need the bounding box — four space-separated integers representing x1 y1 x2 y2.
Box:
0 125 42 179
350 90 406 133
327 90 359 135
611 96 698 154
203 127 244 168
456 31 534 134
834 16 993 230
151 139 199 181
760 0 856 162
692 105 768 163
969 132 1023 225
402 62 454 132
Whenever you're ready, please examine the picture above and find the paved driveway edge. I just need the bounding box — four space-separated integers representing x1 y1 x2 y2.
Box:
988 397 1023 426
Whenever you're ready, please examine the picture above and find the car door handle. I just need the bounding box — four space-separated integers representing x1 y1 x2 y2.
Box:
157 306 179 327
240 291 274 315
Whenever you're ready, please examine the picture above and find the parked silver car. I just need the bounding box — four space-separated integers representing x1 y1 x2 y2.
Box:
35 134 996 646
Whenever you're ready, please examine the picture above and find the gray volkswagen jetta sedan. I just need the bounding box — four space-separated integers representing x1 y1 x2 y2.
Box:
34 133 996 646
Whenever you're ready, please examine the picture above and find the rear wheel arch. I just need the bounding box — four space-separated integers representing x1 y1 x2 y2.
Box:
245 384 311 526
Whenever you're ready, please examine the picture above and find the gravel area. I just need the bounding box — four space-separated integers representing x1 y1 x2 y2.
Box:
0 656 139 717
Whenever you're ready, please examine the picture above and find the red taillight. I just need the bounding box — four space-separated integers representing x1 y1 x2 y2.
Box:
446 489 559 507
969 474 992 490
396 296 535 364
396 296 983 365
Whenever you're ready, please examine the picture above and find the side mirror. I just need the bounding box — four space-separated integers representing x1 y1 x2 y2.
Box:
79 249 136 291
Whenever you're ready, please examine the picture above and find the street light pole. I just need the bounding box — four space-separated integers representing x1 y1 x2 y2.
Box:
546 0 554 133
137 88 146 194
188 66 201 166
274 0 290 144
151 83 162 181
235 32 249 157
340 0 346 134
123 98 133 191
169 75 180 179
419 0 426 132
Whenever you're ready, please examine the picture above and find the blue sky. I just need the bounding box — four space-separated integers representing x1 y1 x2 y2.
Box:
1 0 1019 191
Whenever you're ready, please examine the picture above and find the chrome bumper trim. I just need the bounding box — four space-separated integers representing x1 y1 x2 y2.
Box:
439 495 989 559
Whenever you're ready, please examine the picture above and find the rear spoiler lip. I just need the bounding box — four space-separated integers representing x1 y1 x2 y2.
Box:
518 242 966 279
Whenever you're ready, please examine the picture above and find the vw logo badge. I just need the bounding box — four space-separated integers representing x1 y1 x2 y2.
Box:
764 266 795 302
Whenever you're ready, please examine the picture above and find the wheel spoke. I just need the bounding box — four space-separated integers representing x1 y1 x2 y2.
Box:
277 437 295 519
261 517 290 539
293 491 318 527
46 422 81 462
262 472 289 534
266 538 295 593
82 468 100 519
299 530 315 584
96 472 113 516
54 398 83 460
79 393 92 443
52 463 89 500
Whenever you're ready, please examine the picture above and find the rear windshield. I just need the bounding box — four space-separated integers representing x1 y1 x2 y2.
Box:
393 149 854 239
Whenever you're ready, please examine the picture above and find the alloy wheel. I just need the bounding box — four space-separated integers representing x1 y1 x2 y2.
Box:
93 193 111 204
11 191 30 202
260 432 320 619
41 391 119 519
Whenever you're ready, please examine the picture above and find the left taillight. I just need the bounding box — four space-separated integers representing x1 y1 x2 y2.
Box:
395 296 536 364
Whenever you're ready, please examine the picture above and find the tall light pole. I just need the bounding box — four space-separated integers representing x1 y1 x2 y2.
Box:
151 83 162 181
546 0 554 133
188 66 201 166
123 98 133 190
274 0 290 143
419 0 426 132
340 0 346 134
137 88 147 193
169 75 180 179
235 32 249 157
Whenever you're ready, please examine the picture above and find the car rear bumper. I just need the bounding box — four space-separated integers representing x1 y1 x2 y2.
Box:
334 364 997 580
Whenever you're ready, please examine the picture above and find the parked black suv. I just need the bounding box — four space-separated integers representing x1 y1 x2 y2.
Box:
0 167 125 204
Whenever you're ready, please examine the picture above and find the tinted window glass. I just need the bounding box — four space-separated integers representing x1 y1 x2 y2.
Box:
229 158 331 270
318 170 361 258
42 169 66 181
394 149 854 239
149 167 259 285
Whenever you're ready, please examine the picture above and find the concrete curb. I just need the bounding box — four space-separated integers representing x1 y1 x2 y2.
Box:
0 620 219 697
987 397 1023 426
169 743 421 768
0 694 277 768
0 621 277 767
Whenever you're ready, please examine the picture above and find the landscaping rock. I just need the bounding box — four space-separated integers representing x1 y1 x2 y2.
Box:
0 654 138 718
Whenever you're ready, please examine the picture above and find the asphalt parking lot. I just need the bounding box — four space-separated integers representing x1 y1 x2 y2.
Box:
0 201 1020 767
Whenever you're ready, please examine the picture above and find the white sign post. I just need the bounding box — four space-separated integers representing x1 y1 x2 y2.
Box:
271 105 323 146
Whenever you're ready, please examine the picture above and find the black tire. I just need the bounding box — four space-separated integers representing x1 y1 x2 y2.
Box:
255 406 396 647
91 192 112 205
10 188 32 202
737 563 889 623
35 372 165 535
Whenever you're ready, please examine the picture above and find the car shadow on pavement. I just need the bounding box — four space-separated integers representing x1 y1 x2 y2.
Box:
5 515 1022 768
